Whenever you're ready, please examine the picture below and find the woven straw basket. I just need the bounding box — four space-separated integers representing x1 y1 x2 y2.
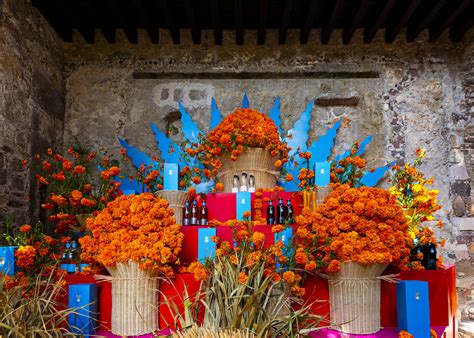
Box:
328 262 388 334
105 261 159 336
154 190 188 226
217 148 279 192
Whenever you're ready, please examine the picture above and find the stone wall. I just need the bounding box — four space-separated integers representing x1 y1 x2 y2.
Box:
62 29 473 316
0 0 64 225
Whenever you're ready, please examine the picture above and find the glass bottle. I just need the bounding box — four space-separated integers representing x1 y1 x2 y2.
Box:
200 200 209 226
191 200 199 226
183 200 191 226
276 198 287 224
240 173 248 192
266 200 275 225
248 175 256 193
286 199 294 224
425 243 437 270
232 175 240 193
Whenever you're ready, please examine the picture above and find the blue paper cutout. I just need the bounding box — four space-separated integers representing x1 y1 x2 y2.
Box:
357 135 373 156
360 161 395 187
149 122 182 163
242 93 250 108
308 119 341 164
269 96 282 135
118 138 153 168
210 97 222 130
179 101 201 143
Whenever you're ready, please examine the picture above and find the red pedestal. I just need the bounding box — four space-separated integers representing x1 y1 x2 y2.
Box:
159 273 203 330
381 265 457 327
206 191 302 224
180 226 207 266
299 265 457 328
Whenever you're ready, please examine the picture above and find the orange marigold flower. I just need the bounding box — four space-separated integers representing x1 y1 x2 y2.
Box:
283 271 296 284
52 172 65 181
274 160 282 168
72 165 86 175
62 160 72 171
70 190 83 201
192 176 202 185
15 245 36 269
21 159 27 167
51 194 67 206
238 271 248 284
216 182 224 191
271 224 284 233
327 260 341 273
187 187 196 196
251 232 265 247
19 224 31 233
80 198 96 207
243 211 252 219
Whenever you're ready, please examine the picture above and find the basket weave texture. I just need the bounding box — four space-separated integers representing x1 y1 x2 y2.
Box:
154 190 188 226
106 261 159 336
216 148 279 192
328 262 388 334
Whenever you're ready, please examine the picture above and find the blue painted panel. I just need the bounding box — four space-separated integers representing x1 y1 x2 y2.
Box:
397 280 430 338
315 162 331 186
210 97 222 130
236 192 251 221
198 228 216 262
164 163 179 190
68 283 98 336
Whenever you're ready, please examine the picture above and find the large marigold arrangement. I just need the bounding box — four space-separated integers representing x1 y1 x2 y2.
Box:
23 146 122 233
295 184 412 273
187 108 290 172
79 193 183 276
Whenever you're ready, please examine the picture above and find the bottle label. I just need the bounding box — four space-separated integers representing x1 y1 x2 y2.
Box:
200 219 208 226
267 218 274 225
191 217 198 225
183 219 190 226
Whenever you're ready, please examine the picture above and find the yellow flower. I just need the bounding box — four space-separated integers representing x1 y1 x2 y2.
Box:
412 184 423 194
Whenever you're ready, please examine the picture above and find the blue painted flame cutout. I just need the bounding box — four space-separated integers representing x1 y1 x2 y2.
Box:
116 94 392 193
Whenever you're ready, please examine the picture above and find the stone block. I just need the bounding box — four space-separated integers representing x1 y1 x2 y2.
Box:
453 217 474 231
451 181 471 198
453 195 467 216
449 164 470 180
456 244 470 260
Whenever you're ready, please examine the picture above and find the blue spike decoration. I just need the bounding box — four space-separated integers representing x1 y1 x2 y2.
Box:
269 96 282 135
242 93 250 108
210 98 222 130
118 94 393 194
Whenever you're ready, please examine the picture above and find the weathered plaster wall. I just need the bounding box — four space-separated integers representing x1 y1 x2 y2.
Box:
0 0 64 225
62 29 473 317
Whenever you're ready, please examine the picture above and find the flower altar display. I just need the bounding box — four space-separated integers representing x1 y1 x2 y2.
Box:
79 193 184 335
190 108 290 192
295 184 412 334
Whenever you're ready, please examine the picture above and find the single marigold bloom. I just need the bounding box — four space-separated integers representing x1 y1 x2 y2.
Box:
70 190 83 201
216 182 224 191
283 271 296 284
238 271 248 284
19 224 31 233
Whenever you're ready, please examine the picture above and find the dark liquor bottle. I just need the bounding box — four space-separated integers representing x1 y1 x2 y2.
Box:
191 200 199 226
267 200 275 225
68 241 78 273
286 199 294 224
200 200 209 226
276 198 287 224
410 239 423 263
183 200 191 226
426 243 437 270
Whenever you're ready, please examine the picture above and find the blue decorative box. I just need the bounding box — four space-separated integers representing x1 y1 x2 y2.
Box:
68 283 97 336
315 161 330 186
0 246 17 276
164 163 179 190
236 192 251 221
397 280 430 338
198 228 216 263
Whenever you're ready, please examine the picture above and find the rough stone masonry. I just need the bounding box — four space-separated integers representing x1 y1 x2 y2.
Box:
0 0 473 329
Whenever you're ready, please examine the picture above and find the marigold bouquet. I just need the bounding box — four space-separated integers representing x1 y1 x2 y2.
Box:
79 193 183 276
187 108 290 173
295 184 412 273
24 146 122 233
390 149 443 243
